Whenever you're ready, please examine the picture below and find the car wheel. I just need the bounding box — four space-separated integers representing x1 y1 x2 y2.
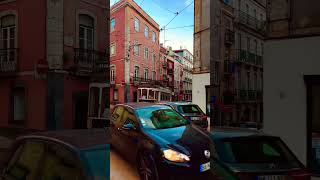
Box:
137 152 159 180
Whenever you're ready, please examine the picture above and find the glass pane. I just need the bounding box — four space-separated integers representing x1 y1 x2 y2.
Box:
101 88 109 117
79 27 85 39
1 15 15 27
89 87 100 117
10 27 15 39
79 39 85 49
13 88 25 121
79 14 94 27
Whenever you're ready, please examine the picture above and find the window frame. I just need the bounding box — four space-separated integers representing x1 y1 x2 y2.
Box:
110 65 116 81
110 42 116 56
144 47 149 60
152 31 156 42
10 86 27 125
144 25 149 38
79 14 94 50
110 18 116 32
134 17 140 32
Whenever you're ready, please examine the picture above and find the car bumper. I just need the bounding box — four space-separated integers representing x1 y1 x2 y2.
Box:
157 160 212 180
192 120 208 129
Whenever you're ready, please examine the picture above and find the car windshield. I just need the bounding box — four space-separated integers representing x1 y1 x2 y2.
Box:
136 106 190 129
177 105 202 114
80 144 110 180
216 137 300 166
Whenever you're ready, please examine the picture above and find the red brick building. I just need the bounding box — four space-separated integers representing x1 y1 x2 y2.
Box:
110 0 169 104
0 0 109 131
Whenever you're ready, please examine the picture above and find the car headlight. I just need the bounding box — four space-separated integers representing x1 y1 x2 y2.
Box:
162 149 190 163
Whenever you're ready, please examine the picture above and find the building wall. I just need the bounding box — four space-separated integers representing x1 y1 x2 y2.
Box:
192 73 210 113
264 36 320 164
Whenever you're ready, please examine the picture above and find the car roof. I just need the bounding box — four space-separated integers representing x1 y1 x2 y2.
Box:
210 127 275 140
159 101 194 106
17 128 110 150
116 102 171 109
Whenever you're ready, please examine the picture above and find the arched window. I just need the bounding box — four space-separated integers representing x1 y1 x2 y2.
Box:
79 14 94 50
1 15 15 49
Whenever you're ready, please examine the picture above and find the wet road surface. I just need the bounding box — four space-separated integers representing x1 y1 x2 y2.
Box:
110 149 140 180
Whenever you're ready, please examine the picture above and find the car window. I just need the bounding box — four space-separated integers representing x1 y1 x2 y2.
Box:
216 137 301 167
177 105 202 114
3 140 45 180
111 106 124 123
136 106 190 129
121 108 138 128
40 143 85 180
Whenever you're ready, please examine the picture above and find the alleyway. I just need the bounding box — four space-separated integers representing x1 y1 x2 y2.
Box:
110 149 139 180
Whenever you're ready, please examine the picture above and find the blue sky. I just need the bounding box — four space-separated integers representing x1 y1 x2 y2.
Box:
110 0 194 53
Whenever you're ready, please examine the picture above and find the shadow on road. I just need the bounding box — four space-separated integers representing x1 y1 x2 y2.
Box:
110 148 139 180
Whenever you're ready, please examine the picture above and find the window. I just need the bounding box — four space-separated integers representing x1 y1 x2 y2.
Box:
110 43 116 56
214 62 220 84
247 72 250 90
152 71 156 80
260 14 263 21
41 143 85 180
254 73 257 90
4 141 46 179
254 9 257 19
113 89 119 101
254 40 258 54
144 69 149 80
12 87 26 122
152 54 156 70
133 42 140 56
110 66 116 81
111 106 124 124
144 47 149 59
246 4 249 23
261 42 264 55
1 15 15 49
247 37 250 52
152 31 156 42
110 18 116 32
134 66 139 78
79 14 94 50
237 33 241 49
134 17 140 32
144 25 149 38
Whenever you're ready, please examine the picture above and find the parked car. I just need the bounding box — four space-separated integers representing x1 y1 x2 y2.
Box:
159 102 208 129
0 129 110 180
110 103 213 180
208 127 311 180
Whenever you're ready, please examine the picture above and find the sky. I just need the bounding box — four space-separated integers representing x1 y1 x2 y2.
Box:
110 0 194 53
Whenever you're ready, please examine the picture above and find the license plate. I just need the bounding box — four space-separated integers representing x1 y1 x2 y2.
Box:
200 162 210 172
257 175 288 180
191 117 200 120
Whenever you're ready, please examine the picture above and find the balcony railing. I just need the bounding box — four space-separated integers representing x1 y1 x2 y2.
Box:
0 48 18 73
184 77 192 83
225 29 235 44
235 49 263 67
74 48 108 73
167 69 174 75
235 89 263 102
184 90 192 94
132 77 168 87
236 10 266 34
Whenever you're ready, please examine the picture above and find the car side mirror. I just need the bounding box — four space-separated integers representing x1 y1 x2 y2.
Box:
122 123 136 131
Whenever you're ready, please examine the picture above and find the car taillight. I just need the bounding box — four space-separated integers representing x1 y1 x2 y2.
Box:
235 172 254 180
288 169 311 180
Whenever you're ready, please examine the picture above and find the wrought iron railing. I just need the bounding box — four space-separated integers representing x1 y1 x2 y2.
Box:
235 89 263 102
235 49 263 67
74 48 108 72
236 10 266 34
0 48 18 72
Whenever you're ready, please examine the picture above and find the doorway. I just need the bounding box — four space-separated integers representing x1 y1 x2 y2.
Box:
73 92 88 129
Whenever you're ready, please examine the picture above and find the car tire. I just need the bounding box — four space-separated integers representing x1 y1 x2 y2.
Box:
137 151 159 180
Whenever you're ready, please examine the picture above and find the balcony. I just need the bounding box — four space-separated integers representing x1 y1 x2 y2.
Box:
225 29 235 45
224 61 234 75
73 48 108 75
235 10 266 35
0 48 18 73
235 49 263 67
184 90 192 94
162 62 168 69
132 77 168 87
167 69 174 75
235 89 263 102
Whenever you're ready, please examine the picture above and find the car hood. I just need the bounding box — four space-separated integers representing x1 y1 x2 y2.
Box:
144 125 211 156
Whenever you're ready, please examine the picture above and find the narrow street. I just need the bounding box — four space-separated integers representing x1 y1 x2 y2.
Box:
110 149 139 180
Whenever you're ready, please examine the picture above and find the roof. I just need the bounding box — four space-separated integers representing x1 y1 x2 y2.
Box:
159 101 194 106
209 127 274 140
117 102 171 109
17 129 110 149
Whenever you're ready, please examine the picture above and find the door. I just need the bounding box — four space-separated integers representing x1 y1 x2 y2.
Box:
73 92 88 129
88 83 109 128
116 107 140 162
